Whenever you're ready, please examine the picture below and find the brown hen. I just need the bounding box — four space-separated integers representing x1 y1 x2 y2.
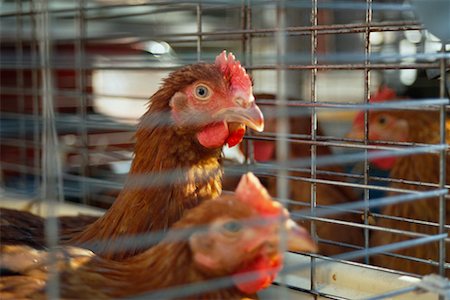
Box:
0 173 316 300
1 51 264 260
347 108 450 275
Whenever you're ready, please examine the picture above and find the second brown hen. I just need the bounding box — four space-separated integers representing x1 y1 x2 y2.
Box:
347 108 450 275
0 173 316 300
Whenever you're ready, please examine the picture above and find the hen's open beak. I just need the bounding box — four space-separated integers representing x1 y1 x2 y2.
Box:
214 101 264 132
285 219 318 253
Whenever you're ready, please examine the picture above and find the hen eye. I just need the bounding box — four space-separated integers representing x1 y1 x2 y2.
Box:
222 221 243 233
378 116 387 125
195 84 211 100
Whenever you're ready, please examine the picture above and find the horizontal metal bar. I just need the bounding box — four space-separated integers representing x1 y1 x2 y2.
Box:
248 62 441 71
3 87 446 114
247 134 448 151
255 98 449 110
1 55 443 71
369 211 450 231
1 112 135 131
286 234 447 273
130 22 422 46
1 20 422 45
227 144 448 178
278 193 450 231
303 214 449 242
291 189 448 220
316 238 449 272
1 62 440 72
257 162 450 192
144 21 423 39
257 170 428 195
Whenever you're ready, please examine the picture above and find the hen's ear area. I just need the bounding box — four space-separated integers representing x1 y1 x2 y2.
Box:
169 92 188 122
235 172 282 216
394 118 410 141
189 233 220 270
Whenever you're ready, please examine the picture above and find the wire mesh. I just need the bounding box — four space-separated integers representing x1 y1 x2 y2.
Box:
0 0 449 299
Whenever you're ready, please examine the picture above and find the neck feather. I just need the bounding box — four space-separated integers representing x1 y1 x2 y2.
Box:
69 105 223 260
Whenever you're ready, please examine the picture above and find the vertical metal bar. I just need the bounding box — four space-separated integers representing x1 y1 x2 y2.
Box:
276 0 289 296
196 3 202 62
242 0 255 163
36 0 62 298
438 44 448 277
76 0 89 205
30 0 41 203
276 0 288 203
15 0 27 193
310 0 318 294
363 0 373 265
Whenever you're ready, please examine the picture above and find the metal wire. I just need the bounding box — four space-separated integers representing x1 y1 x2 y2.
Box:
35 1 61 298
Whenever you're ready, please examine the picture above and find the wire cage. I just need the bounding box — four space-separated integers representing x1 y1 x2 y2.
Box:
0 0 449 299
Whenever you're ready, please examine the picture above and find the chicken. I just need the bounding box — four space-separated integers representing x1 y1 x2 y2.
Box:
0 173 317 300
1 51 265 260
347 105 450 275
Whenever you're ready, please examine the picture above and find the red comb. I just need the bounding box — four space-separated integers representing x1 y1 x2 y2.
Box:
353 85 398 126
215 51 252 92
235 173 282 216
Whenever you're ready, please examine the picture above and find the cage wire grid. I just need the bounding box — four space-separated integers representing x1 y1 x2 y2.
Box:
0 0 449 299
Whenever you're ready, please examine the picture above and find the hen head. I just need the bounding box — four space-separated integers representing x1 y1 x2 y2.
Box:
348 111 410 143
347 111 410 170
346 86 408 169
155 51 264 149
180 172 316 295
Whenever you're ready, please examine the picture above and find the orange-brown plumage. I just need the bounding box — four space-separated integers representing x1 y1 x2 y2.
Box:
1 51 264 261
348 108 450 275
0 173 316 300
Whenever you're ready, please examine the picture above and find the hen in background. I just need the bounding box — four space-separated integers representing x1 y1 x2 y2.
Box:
347 86 450 275
0 51 264 260
0 173 316 300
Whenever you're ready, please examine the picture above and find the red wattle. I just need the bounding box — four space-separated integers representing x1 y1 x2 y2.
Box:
226 127 245 148
233 255 282 295
197 122 229 148
372 156 396 170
